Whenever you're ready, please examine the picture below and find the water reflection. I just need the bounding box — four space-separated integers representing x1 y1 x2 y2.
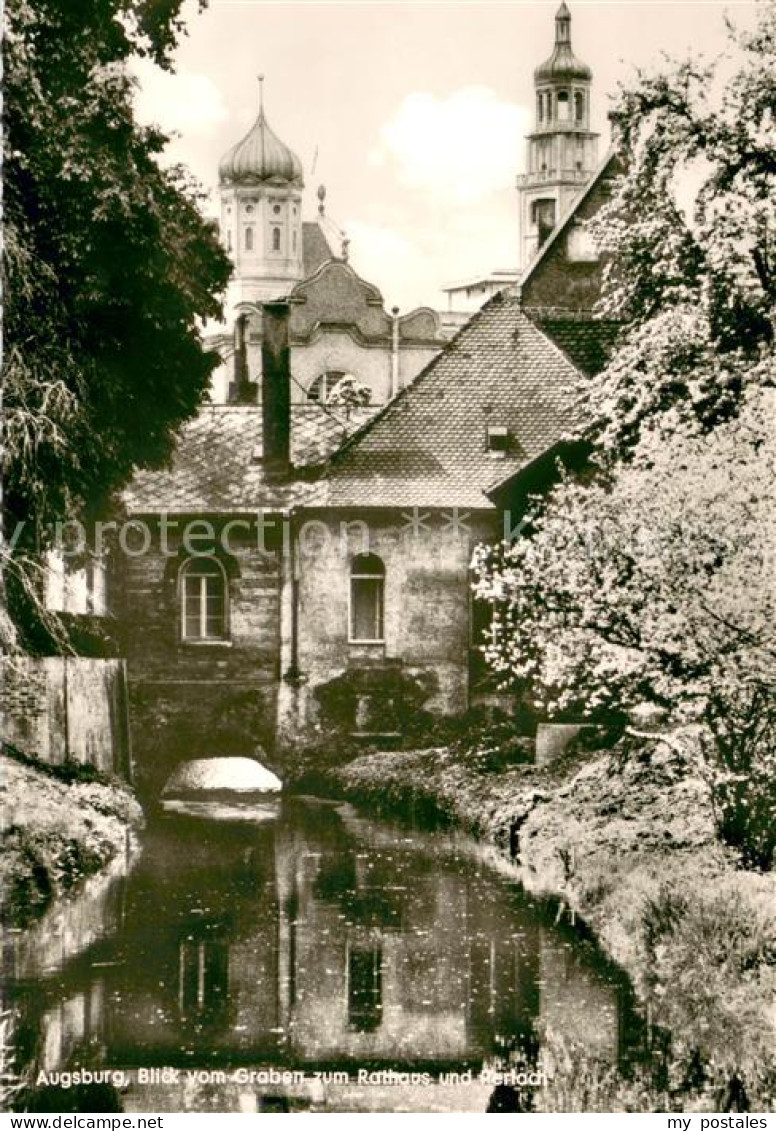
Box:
5 797 646 1111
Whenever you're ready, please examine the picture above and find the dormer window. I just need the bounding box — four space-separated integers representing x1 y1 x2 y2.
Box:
486 425 509 457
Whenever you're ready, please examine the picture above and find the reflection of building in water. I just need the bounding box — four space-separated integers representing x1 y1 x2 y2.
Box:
14 808 629 1076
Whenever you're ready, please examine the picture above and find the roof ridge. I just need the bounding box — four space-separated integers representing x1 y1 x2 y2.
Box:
325 288 521 469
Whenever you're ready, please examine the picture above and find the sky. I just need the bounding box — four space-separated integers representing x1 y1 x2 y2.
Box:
133 0 758 311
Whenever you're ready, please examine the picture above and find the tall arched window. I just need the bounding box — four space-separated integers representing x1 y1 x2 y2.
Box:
536 92 543 124
557 90 569 121
575 91 584 123
244 226 254 251
180 556 228 641
271 227 281 252
349 553 385 643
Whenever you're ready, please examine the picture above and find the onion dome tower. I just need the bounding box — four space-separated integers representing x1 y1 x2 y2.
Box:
517 2 599 267
218 78 306 306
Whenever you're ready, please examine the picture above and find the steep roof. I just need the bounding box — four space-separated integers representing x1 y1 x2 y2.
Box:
519 149 620 296
123 405 372 516
302 221 338 277
317 290 583 510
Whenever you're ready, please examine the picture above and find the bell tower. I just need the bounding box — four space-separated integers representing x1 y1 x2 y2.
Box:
517 3 599 267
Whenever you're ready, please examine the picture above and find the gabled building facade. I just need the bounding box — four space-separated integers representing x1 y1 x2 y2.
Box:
119 4 621 797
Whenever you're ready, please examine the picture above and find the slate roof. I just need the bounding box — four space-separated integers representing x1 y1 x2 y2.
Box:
317 290 584 510
302 221 337 277
125 291 588 517
124 405 372 515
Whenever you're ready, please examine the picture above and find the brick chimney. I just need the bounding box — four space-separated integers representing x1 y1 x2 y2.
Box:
261 302 291 480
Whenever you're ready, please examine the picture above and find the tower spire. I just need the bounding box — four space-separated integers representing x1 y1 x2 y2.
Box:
258 74 265 115
555 1 571 45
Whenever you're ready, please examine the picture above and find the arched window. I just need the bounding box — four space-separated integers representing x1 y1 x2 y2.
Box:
557 90 569 121
544 91 552 122
349 553 385 643
575 91 584 123
271 227 281 252
536 93 543 124
180 556 228 641
244 226 254 251
226 229 232 252
307 370 346 403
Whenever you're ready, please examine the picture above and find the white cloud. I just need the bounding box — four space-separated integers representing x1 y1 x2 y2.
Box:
345 220 436 310
131 61 228 137
371 86 530 203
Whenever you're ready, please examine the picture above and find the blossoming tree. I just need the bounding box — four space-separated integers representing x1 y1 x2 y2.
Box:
473 4 776 866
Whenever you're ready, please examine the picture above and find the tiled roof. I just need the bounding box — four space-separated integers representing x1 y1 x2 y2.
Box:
318 291 584 510
528 313 621 376
124 405 373 515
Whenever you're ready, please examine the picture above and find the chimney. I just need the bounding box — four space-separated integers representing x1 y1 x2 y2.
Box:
261 301 291 480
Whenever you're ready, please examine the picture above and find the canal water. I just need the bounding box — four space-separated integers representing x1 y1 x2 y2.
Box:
4 796 653 1113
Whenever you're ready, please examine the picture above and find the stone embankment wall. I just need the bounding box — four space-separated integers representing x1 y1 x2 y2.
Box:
1 656 132 778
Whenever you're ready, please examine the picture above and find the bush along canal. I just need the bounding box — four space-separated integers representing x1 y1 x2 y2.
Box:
0 745 144 928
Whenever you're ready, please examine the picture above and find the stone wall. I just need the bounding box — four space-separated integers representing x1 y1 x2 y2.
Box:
119 519 283 797
118 508 501 788
0 655 131 776
278 508 501 746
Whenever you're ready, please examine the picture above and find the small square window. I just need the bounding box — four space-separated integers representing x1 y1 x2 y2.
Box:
486 425 509 456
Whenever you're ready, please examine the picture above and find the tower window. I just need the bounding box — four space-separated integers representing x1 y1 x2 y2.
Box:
531 198 557 247
575 91 584 123
557 91 569 121
271 227 281 252
244 226 254 251
226 230 232 251
537 93 543 124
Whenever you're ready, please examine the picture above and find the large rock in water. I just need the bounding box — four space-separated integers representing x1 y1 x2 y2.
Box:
162 757 282 797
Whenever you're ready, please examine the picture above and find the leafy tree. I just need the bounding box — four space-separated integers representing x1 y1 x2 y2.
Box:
584 3 775 455
2 0 232 640
473 4 776 866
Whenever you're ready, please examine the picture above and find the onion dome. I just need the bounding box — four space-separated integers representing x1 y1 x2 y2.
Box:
535 2 592 83
219 81 304 186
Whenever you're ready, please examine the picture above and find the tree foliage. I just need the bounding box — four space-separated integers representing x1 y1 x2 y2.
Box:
2 0 232 545
584 4 775 454
473 4 776 866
